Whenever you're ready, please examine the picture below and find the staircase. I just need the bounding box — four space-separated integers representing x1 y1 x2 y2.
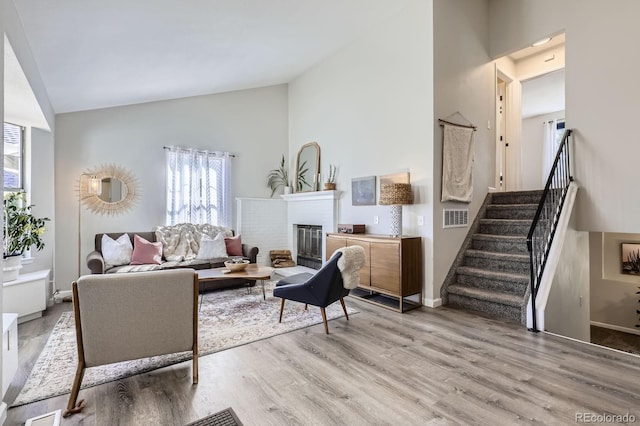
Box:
442 190 543 324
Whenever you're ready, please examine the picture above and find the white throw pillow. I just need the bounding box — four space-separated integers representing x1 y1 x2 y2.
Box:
101 234 133 266
196 233 228 259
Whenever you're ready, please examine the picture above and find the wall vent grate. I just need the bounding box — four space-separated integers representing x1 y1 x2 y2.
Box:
443 209 469 228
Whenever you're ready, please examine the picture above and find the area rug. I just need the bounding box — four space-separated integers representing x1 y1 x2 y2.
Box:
590 325 640 356
13 281 357 407
185 407 243 426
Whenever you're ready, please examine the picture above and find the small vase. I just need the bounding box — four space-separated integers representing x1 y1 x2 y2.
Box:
283 186 292 195
324 182 336 191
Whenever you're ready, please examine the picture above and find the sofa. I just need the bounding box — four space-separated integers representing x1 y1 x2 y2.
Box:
86 224 259 291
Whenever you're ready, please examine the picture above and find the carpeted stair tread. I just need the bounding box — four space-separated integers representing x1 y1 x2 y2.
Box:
478 218 532 236
463 249 529 274
455 266 529 295
479 218 532 226
447 293 522 323
465 249 528 260
471 234 529 254
447 284 523 307
456 266 528 283
473 234 527 242
491 190 543 205
486 203 538 219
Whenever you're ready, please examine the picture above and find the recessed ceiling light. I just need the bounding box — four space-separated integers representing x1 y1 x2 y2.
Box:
532 37 552 47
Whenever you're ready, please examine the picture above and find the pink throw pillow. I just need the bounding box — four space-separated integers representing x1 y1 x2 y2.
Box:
130 234 163 265
225 235 243 256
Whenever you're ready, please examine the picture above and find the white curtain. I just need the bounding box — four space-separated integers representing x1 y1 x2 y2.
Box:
541 120 556 186
165 146 232 227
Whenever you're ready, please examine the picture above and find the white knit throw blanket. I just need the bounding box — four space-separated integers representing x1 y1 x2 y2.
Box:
154 223 232 261
335 245 366 289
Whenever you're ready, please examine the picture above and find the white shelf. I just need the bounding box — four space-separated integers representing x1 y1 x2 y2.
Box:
3 269 50 323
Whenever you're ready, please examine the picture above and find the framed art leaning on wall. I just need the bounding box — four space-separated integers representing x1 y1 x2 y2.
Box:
621 243 640 275
351 176 376 206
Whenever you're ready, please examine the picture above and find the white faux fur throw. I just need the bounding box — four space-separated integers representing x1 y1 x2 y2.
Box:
154 223 232 261
335 245 366 289
441 124 475 203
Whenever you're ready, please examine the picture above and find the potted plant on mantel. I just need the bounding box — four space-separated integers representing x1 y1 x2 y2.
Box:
324 164 337 190
267 155 292 197
3 192 49 282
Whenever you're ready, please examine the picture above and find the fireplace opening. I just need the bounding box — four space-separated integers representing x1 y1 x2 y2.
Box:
296 225 322 270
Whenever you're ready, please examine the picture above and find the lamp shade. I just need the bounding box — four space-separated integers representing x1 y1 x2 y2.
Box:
379 183 413 205
87 175 102 196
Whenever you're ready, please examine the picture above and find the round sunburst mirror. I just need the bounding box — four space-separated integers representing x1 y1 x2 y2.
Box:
79 164 139 215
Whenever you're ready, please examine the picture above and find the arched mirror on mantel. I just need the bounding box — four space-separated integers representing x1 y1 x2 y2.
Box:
79 164 139 215
295 142 320 192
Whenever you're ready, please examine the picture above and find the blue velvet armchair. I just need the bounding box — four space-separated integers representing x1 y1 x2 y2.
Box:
273 252 350 334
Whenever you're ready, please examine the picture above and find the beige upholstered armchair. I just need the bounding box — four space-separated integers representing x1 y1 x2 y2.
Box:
64 269 199 417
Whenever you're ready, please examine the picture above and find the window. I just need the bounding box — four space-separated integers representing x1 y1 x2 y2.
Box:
165 146 232 226
555 119 566 145
3 122 24 191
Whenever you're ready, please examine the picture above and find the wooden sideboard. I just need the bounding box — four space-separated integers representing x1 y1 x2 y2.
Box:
326 233 422 312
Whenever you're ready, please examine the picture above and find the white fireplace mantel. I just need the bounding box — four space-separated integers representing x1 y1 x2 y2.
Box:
280 190 341 202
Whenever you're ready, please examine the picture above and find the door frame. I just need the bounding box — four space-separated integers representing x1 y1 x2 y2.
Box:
495 65 522 191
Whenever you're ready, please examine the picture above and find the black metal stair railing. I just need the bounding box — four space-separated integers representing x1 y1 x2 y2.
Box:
527 129 573 332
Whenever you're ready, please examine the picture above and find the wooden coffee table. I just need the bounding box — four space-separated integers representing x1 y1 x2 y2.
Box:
197 264 274 301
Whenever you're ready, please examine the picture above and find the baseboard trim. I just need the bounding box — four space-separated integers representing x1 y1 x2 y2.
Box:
423 297 442 308
591 321 640 336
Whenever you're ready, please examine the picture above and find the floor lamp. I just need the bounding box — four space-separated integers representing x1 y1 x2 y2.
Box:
78 173 102 278
379 183 413 237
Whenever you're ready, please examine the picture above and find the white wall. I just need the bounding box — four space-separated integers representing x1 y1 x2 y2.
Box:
516 43 565 82
490 0 640 233
433 0 494 300
521 110 564 190
2 0 54 130
590 232 640 333
288 1 435 302
544 207 590 341
2 0 56 418
3 0 56 280
54 85 288 291
22 128 55 283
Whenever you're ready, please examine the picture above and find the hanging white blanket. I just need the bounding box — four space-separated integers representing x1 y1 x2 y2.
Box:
441 124 475 203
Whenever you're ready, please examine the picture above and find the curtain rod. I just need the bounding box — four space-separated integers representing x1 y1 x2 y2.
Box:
438 118 477 131
163 146 236 157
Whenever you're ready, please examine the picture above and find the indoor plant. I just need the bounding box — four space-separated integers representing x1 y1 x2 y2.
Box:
267 155 291 197
324 164 337 190
3 192 49 281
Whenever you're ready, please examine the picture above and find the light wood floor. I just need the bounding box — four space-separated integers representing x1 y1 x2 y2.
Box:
5 298 640 425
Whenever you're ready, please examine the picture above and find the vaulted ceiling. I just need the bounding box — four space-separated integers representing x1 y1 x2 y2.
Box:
12 0 411 114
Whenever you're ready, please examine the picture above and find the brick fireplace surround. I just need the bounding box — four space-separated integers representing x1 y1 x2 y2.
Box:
236 191 340 269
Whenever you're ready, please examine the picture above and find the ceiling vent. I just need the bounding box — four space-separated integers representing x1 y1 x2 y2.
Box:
443 209 469 229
